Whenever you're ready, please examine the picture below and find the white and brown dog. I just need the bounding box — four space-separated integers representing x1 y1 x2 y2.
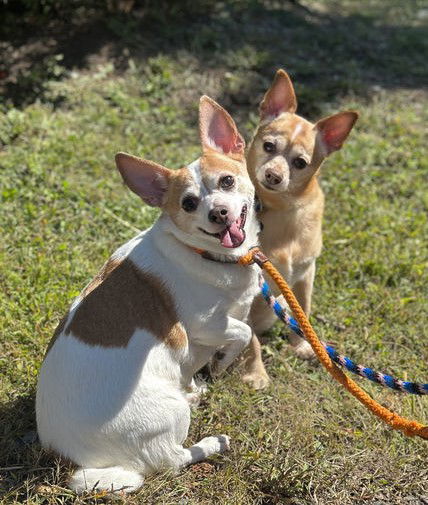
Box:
36 96 260 494
242 69 358 389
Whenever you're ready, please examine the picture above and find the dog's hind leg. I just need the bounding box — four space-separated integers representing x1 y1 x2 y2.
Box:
69 466 144 495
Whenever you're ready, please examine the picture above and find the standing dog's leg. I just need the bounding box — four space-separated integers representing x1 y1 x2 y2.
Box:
288 262 316 360
291 262 315 315
241 333 270 389
241 293 275 390
242 262 317 388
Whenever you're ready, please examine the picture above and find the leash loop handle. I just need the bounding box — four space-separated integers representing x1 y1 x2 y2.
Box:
241 248 428 440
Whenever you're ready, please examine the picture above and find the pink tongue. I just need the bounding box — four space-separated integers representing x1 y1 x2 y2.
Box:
219 220 245 248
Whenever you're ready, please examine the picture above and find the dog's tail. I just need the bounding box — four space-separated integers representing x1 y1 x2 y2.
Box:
69 466 144 494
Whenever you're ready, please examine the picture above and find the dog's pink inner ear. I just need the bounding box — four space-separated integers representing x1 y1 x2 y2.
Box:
316 111 358 155
199 96 245 156
260 69 297 120
115 152 170 207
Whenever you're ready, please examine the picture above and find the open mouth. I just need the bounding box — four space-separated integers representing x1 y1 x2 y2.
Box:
199 205 247 249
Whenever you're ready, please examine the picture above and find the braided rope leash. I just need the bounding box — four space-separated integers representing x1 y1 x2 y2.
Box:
260 277 428 395
239 247 428 440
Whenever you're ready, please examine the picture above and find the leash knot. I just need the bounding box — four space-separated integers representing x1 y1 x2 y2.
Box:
238 247 268 268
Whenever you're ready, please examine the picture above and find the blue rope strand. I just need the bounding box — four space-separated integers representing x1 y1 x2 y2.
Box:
261 280 428 395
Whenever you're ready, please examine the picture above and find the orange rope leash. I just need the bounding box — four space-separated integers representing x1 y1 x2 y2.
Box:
239 248 428 440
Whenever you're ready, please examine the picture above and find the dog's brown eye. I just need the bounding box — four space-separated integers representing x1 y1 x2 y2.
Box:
219 175 235 190
263 141 276 153
293 157 307 169
181 196 199 212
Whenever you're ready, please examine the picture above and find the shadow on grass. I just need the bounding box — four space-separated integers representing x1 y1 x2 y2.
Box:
1 1 427 115
0 392 68 500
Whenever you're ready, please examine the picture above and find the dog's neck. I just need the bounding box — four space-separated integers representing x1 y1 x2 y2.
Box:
189 247 241 264
254 177 321 212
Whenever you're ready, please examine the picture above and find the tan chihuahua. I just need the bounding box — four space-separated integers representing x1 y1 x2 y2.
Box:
242 69 358 389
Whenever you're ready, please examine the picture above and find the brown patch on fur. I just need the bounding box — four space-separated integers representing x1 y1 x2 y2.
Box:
44 313 69 357
44 257 123 357
200 149 246 176
64 258 187 350
164 167 194 218
261 113 316 155
81 256 123 298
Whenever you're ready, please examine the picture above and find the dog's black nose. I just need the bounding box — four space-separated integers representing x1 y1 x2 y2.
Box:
265 168 283 185
208 206 228 224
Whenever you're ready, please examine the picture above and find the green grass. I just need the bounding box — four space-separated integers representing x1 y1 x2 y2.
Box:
1 1 428 503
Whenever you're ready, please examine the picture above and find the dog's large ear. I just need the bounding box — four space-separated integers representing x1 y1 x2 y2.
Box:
260 69 297 120
315 111 358 155
115 152 171 207
199 95 245 158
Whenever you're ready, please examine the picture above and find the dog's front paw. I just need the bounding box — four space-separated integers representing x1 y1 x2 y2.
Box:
242 370 270 390
190 377 208 395
292 340 316 360
200 434 230 454
186 377 208 408
186 391 203 409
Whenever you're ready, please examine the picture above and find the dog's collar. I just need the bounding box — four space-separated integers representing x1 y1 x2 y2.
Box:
190 247 240 264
